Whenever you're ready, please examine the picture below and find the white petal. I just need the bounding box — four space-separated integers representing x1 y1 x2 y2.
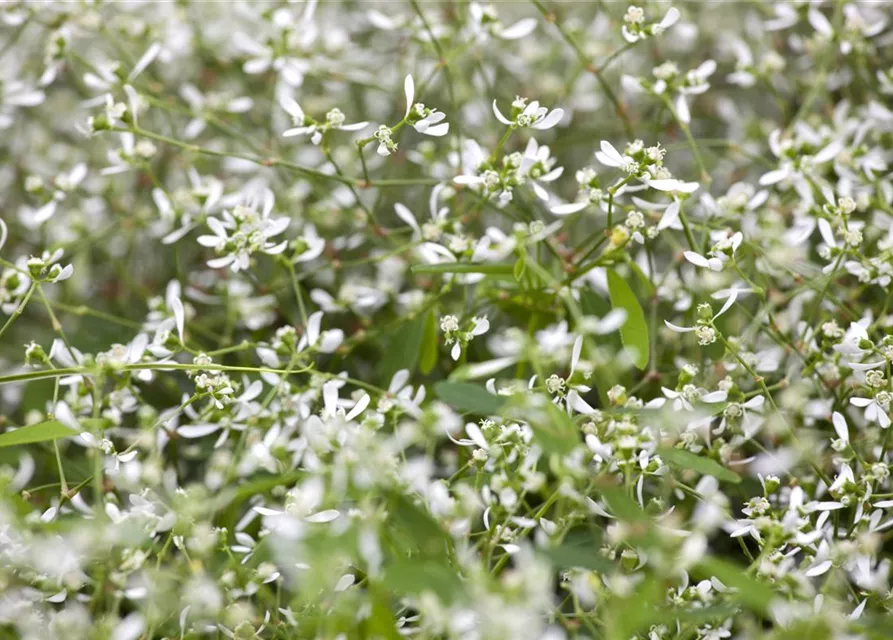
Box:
394 203 421 234
404 74 414 117
586 497 614 518
177 425 221 439
492 99 512 125
551 202 588 215
806 560 833 577
171 297 185 343
832 412 848 442
659 7 681 29
533 108 564 130
657 200 681 230
808 8 834 36
664 320 695 333
715 287 739 318
498 17 537 40
322 380 339 416
345 393 370 421
465 423 488 448
568 390 596 415
684 251 710 268
389 369 410 394
334 574 355 592
599 140 625 166
817 218 836 248
675 94 691 124
306 310 323 346
112 613 146 640
814 139 842 164
422 122 449 136
129 42 161 80
759 168 789 186
570 335 583 375
305 509 340 523
648 179 686 192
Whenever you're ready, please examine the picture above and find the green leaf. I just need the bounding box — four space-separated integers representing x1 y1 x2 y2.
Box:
387 492 451 558
657 446 742 484
627 259 656 297
693 557 775 613
0 421 78 448
411 263 514 275
382 557 462 604
540 530 609 572
504 395 578 454
419 309 438 375
366 586 403 639
604 575 664 640
599 483 650 525
606 268 649 370
513 256 526 282
434 381 506 415
381 313 425 379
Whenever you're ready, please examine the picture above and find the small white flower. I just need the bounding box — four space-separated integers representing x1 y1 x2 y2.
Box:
492 98 565 130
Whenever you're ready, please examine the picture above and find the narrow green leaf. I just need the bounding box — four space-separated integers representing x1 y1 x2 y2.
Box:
382 557 462 604
504 395 578 454
434 381 506 415
419 309 438 375
605 575 664 640
513 256 526 282
693 557 775 613
411 263 514 275
366 586 403 639
627 259 656 297
0 421 78 448
658 446 742 484
606 268 649 370
599 483 649 525
388 492 451 558
382 313 425 379
540 530 609 572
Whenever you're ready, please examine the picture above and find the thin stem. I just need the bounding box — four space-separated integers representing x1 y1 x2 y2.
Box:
0 282 37 343
662 95 709 183
531 0 634 138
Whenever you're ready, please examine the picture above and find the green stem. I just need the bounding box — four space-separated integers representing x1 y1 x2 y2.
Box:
0 282 37 342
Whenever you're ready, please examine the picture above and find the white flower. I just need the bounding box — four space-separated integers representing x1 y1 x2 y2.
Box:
280 96 368 145
596 140 638 173
404 75 449 137
665 288 740 335
233 31 309 87
0 78 44 129
492 98 565 130
468 3 537 41
850 392 891 429
196 188 289 272
179 83 254 139
393 184 450 240
622 6 681 43
520 138 564 201
684 232 743 272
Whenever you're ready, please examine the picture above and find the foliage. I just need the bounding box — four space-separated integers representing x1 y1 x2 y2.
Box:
1 1 892 638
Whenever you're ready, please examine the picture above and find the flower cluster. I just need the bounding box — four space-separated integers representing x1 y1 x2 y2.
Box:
1 2 893 639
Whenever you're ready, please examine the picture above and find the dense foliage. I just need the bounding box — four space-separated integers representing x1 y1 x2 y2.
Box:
1 1 893 638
